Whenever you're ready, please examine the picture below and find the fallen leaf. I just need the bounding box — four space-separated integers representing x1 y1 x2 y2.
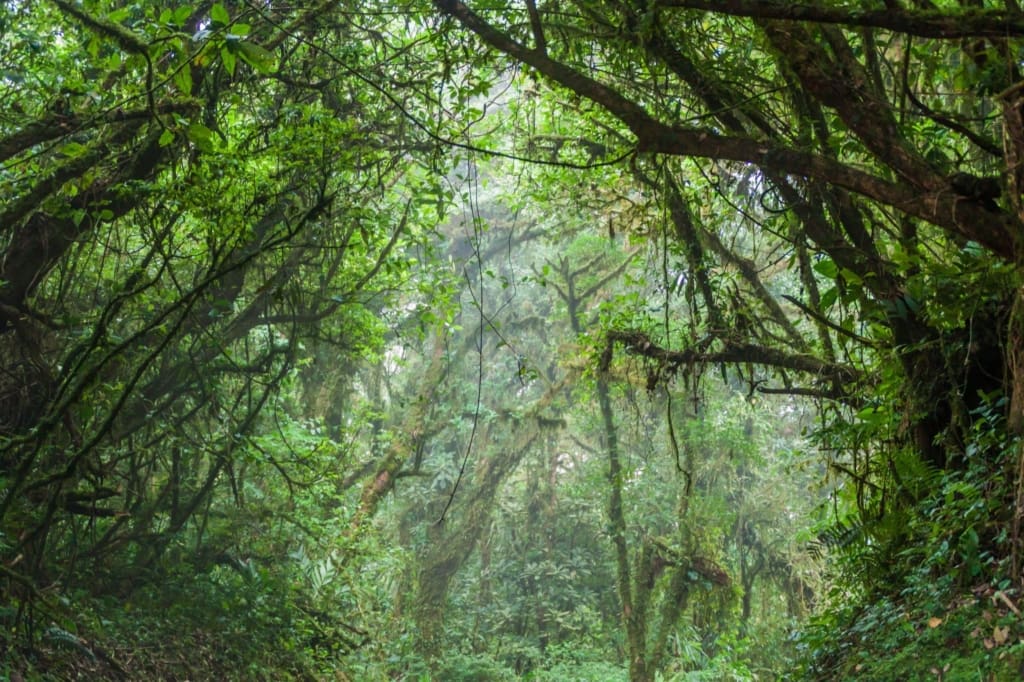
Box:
928 617 943 628
994 625 1009 645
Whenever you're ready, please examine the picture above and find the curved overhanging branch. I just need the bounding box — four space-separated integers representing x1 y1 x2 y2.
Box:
656 0 1024 40
0 101 195 165
433 0 1020 260
601 330 859 398
0 127 170 331
434 0 659 133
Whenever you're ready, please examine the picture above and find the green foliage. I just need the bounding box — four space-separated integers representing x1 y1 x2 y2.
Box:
6 1 1024 680
799 573 1024 681
529 653 628 682
606 624 752 682
433 652 518 682
799 416 1019 679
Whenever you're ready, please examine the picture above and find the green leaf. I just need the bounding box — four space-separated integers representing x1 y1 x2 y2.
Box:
855 406 888 425
961 240 984 259
839 268 863 286
158 128 175 147
172 6 192 25
813 258 838 279
211 3 230 25
174 66 193 95
61 141 89 158
221 46 236 76
237 42 276 74
186 123 216 152
819 286 838 310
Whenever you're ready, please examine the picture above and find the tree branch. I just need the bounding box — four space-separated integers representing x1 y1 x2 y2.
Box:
50 0 149 54
657 0 1024 39
525 0 546 54
0 101 195 165
604 329 859 387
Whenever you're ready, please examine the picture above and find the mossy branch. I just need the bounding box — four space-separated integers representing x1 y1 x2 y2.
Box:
50 0 149 55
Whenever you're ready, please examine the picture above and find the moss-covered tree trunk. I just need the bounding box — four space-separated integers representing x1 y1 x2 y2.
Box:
596 372 651 682
412 377 568 651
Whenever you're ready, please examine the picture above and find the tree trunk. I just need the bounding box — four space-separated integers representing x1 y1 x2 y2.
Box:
597 374 652 682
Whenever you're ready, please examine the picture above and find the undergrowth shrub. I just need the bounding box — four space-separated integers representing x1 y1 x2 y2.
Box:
797 419 1024 680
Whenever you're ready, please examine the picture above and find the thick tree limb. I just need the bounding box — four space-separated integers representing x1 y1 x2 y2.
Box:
603 330 859 387
0 127 167 330
656 0 1024 40
0 101 195 164
760 22 940 190
50 0 149 54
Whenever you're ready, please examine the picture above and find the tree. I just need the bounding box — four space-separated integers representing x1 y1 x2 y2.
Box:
0 1 451 675
426 0 1019 532
428 0 1024 677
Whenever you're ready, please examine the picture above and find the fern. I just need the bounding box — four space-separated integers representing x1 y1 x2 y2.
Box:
44 625 97 662
808 518 870 561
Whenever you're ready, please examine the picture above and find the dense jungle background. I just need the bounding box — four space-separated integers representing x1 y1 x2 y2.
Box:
3 0 1024 679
